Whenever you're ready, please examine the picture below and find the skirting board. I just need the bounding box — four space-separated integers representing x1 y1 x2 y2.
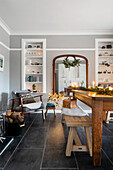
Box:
34 109 62 114
0 137 14 155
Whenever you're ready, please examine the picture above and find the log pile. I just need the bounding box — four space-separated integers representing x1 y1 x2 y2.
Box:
5 111 25 127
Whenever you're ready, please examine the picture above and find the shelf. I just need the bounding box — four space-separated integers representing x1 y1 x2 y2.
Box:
98 49 113 51
25 73 43 75
98 56 113 58
96 39 113 86
25 65 43 67
22 39 46 93
25 82 43 83
98 65 113 67
25 48 43 51
98 82 113 84
98 73 113 75
26 56 43 59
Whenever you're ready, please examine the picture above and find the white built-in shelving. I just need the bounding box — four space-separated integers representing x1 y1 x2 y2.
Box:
95 39 113 87
22 39 46 93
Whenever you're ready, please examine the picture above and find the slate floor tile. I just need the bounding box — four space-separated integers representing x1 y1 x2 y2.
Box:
18 127 47 149
49 113 62 123
42 147 77 169
75 150 113 170
102 136 113 163
102 125 113 137
41 168 79 170
46 123 68 148
1 113 113 170
4 148 43 170
31 116 50 128
76 127 88 145
49 121 68 137
24 113 37 123
104 122 113 134
79 166 112 170
0 136 21 169
21 122 31 136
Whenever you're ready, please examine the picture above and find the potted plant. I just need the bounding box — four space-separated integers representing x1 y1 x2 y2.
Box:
32 84 36 91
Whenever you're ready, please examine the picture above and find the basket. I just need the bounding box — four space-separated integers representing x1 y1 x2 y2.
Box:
5 122 22 136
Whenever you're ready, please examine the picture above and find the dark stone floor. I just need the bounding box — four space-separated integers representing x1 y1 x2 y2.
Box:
0 113 113 170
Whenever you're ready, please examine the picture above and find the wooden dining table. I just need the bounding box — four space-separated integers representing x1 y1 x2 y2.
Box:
72 90 113 166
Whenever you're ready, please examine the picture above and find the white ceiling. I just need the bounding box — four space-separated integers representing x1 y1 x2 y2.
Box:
0 0 113 34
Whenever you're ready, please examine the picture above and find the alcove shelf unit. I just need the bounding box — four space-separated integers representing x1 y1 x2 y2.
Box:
95 39 113 87
22 39 46 93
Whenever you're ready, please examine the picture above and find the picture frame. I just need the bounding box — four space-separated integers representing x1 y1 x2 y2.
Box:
0 54 4 72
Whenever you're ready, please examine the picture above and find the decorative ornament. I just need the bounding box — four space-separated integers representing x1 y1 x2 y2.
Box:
63 56 81 69
48 93 64 107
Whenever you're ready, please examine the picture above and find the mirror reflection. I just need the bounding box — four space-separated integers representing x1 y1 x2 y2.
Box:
54 55 87 94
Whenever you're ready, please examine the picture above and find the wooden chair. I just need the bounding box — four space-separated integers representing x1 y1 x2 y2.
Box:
11 91 45 120
105 111 113 123
64 114 92 157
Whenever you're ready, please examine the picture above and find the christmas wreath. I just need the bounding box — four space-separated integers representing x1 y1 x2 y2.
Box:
63 56 81 69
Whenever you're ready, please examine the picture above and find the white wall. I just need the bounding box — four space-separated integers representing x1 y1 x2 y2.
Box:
9 34 113 94
0 26 10 98
0 23 113 98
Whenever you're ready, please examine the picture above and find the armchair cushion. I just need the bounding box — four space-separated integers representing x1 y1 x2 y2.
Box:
46 103 55 107
23 96 35 104
12 90 31 105
23 101 42 110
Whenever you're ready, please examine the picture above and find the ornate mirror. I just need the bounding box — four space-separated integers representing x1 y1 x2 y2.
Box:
53 55 88 94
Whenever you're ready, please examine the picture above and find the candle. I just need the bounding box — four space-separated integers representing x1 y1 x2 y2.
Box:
88 92 96 97
74 82 77 87
88 93 91 96
109 86 113 91
92 93 96 97
71 83 74 87
92 81 95 88
98 86 103 89
71 82 77 87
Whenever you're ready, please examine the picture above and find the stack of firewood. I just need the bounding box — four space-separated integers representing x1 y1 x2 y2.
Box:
5 111 24 127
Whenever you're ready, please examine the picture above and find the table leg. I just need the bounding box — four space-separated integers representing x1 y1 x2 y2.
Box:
42 110 45 120
45 109 48 117
102 111 106 121
54 109 56 117
66 127 74 156
92 100 103 166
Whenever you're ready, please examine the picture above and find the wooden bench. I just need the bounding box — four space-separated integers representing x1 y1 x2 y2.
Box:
77 100 92 114
64 115 92 157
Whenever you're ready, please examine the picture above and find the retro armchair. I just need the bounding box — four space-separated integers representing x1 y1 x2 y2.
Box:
11 90 45 120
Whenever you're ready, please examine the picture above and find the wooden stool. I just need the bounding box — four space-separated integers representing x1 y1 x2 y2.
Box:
64 115 92 157
45 106 56 117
